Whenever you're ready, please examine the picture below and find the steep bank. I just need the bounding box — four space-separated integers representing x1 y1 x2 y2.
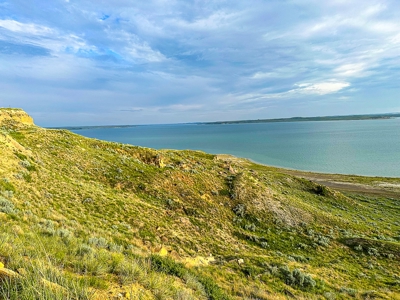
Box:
0 108 34 128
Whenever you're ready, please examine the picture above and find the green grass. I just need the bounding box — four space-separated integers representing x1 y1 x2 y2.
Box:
0 110 399 299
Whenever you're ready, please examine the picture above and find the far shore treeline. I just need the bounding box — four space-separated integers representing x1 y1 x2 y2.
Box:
205 113 400 125
51 112 400 129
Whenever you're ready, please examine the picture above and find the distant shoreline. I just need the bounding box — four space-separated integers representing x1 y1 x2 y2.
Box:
51 112 400 130
203 113 400 125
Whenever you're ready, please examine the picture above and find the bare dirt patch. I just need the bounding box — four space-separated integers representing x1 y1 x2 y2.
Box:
281 170 400 198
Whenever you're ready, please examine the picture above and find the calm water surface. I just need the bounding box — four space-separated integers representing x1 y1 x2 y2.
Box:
70 118 400 177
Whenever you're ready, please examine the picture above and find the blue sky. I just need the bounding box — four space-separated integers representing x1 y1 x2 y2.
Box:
1 0 400 126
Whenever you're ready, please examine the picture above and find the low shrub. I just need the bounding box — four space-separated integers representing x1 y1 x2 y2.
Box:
40 220 56 236
20 159 36 172
76 244 93 256
0 196 17 214
233 204 246 217
279 265 316 289
0 178 16 192
340 287 357 297
88 237 108 248
56 228 72 238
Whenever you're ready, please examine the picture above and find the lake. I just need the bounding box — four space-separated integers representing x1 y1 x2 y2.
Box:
70 118 400 177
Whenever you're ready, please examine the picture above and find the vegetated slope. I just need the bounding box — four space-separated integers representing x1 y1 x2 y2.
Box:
0 109 399 300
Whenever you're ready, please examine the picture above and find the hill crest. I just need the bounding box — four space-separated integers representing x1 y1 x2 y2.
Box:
0 108 34 128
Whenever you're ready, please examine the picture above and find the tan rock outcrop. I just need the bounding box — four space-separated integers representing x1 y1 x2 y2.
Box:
0 108 34 128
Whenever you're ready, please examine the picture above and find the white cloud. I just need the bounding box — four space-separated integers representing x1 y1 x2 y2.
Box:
390 32 400 44
126 42 165 62
251 67 304 80
302 4 400 37
0 18 164 64
220 80 350 106
334 63 366 77
0 19 53 35
104 29 166 62
293 81 350 95
367 21 399 33
361 3 386 17
251 72 274 79
0 19 95 56
170 11 239 31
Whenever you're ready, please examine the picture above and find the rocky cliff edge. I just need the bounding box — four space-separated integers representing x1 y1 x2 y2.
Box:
0 108 34 128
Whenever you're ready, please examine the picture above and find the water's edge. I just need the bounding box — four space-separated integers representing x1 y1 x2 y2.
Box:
69 119 400 178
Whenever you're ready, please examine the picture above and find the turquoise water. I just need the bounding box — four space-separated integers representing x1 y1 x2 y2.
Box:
70 118 400 177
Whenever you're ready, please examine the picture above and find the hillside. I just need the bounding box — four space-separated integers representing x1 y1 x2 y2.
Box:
0 108 399 300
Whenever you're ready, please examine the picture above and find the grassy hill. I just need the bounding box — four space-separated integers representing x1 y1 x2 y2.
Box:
0 108 399 299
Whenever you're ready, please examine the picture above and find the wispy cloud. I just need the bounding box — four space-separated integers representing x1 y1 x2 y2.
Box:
169 11 240 31
0 0 399 125
0 19 53 35
293 81 350 95
334 63 367 77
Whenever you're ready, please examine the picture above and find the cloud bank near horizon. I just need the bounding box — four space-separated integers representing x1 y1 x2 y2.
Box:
0 0 399 126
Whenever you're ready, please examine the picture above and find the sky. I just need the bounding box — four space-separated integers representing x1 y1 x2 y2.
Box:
0 0 400 126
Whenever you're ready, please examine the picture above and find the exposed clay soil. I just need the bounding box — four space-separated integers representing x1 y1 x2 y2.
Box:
281 170 400 198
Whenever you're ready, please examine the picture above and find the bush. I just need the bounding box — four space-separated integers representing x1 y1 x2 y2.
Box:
244 223 256 231
150 255 186 278
40 220 56 236
288 254 308 263
324 292 336 300
57 228 70 238
233 204 246 217
108 243 123 253
313 185 331 196
367 247 379 256
165 198 178 210
0 178 15 193
20 159 36 171
314 235 330 247
279 265 316 289
2 190 14 198
266 265 279 276
77 244 93 256
0 196 17 214
20 160 31 169
297 243 309 249
88 237 108 248
78 249 110 275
